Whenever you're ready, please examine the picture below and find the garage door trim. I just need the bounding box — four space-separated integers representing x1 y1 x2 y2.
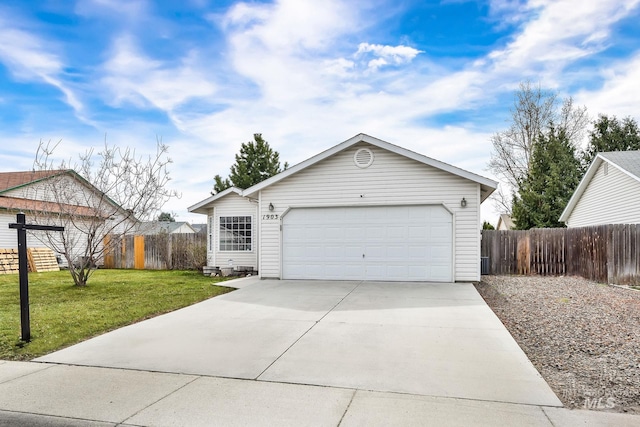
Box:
280 203 454 282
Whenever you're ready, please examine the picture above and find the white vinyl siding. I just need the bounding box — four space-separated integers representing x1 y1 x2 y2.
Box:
566 161 640 227
0 212 52 249
259 143 480 281
4 175 91 205
0 211 96 267
207 192 258 269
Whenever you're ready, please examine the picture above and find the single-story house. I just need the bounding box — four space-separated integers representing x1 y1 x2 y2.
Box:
138 221 196 235
497 214 514 230
189 134 497 282
560 151 640 227
0 170 134 265
191 223 207 234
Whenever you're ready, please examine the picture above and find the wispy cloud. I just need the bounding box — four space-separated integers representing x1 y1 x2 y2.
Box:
575 51 640 118
485 0 640 84
0 10 85 117
100 35 216 125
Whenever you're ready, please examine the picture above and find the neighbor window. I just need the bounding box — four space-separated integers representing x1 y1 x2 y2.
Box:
219 216 252 251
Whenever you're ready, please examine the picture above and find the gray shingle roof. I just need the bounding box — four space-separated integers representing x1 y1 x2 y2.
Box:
600 150 640 179
139 221 193 234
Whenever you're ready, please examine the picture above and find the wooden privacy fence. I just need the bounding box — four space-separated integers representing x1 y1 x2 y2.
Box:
103 233 206 271
481 225 640 285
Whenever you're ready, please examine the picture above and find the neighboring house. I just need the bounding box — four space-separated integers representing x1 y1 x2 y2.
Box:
0 170 134 265
191 223 207 234
497 214 514 230
138 221 196 235
189 134 497 282
560 151 640 227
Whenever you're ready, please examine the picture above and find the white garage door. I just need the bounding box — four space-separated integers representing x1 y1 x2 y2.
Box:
282 205 452 282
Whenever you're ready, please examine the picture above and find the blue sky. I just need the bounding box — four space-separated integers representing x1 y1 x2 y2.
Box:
1 0 639 224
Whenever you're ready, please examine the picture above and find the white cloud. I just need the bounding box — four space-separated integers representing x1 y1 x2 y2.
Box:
574 51 640 119
100 35 216 119
0 12 85 117
486 0 640 84
356 43 422 69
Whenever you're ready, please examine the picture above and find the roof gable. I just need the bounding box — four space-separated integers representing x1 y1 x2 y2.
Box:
599 151 640 181
242 133 497 201
0 169 131 218
188 186 244 214
560 151 640 222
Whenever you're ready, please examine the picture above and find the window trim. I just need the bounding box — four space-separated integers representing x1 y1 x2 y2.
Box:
218 215 253 252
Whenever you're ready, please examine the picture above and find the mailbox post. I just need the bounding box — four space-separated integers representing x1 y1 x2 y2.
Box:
9 212 64 342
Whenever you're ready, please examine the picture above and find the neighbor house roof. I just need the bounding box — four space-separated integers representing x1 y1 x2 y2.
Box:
139 221 196 235
0 169 132 220
497 214 514 230
191 223 207 233
0 170 68 193
559 150 640 222
246 133 497 200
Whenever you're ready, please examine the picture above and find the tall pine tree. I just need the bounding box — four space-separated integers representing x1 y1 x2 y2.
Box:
581 114 640 170
512 127 581 229
212 134 287 194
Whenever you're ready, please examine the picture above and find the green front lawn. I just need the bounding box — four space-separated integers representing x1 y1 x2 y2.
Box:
0 269 234 361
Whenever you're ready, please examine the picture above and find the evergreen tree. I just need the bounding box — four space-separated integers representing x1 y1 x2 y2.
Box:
157 211 175 222
582 114 640 170
512 127 581 229
212 134 287 194
213 174 231 194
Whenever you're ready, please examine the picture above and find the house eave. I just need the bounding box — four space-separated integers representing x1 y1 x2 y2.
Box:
242 133 498 199
188 186 244 215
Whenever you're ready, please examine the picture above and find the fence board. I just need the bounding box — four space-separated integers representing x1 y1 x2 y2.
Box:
103 233 206 271
481 224 640 285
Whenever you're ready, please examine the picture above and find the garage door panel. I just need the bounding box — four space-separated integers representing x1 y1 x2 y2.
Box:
282 206 452 282
323 245 345 258
386 245 409 259
431 226 451 241
345 226 365 239
344 245 365 258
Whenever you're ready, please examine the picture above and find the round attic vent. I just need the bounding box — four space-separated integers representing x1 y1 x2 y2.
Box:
354 148 374 168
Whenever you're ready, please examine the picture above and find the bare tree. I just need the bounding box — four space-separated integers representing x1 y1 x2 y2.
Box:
488 81 588 212
29 139 179 286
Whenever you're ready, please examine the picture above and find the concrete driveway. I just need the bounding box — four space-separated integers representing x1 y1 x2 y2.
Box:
36 278 561 407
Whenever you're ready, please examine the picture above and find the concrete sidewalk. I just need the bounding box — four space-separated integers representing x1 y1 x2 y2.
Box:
0 361 638 426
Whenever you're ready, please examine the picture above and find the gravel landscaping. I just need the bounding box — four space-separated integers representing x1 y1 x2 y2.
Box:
475 276 640 414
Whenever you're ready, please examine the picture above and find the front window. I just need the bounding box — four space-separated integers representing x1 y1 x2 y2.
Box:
219 216 252 251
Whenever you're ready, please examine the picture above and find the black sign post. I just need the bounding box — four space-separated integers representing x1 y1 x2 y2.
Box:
9 212 64 342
